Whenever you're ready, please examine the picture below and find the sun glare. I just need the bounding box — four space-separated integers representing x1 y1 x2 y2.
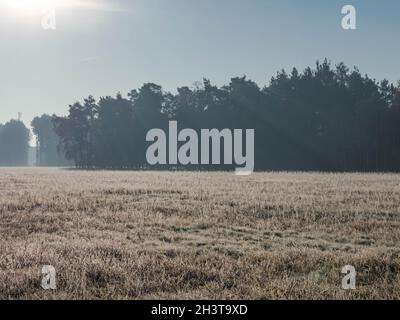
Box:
1 1 121 18
1 0 66 14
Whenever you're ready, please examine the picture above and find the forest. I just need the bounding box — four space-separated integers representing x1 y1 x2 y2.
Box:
1 60 400 171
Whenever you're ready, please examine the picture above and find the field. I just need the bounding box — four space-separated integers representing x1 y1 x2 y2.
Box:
0 168 400 300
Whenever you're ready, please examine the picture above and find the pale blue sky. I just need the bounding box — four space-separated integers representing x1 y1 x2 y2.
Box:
0 0 399 126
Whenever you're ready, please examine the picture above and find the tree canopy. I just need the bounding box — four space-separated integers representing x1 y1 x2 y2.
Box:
0 120 30 166
31 114 71 166
2 60 400 171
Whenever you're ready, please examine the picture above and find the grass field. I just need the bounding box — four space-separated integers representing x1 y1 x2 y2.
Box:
0 167 400 299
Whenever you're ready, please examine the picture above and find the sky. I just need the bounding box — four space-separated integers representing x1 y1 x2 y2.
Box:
0 0 399 127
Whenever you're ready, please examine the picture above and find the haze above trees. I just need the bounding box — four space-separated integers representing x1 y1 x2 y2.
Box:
2 60 400 171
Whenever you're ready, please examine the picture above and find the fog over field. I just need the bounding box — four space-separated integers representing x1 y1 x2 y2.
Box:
1 0 399 306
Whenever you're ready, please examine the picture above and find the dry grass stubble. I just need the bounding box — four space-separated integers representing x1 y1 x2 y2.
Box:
0 168 400 299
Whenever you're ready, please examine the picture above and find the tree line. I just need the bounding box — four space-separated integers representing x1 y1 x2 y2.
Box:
0 116 69 167
2 60 400 171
